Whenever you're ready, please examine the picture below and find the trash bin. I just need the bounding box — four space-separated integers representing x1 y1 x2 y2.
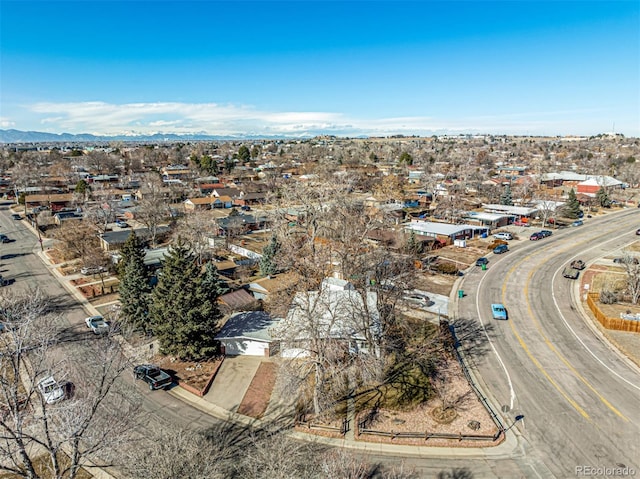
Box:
458 290 464 298
481 263 487 271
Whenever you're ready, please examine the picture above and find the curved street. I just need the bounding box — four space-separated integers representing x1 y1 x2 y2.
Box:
3 201 639 478
457 207 640 478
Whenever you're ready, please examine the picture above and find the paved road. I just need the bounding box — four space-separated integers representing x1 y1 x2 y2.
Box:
458 208 640 478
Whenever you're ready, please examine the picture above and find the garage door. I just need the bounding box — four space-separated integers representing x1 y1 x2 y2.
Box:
223 339 268 356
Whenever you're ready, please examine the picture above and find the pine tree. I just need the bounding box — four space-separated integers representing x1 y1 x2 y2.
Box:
500 185 514 206
259 235 281 276
117 232 151 332
117 232 145 276
596 186 612 208
406 230 419 256
149 241 220 360
565 189 582 219
201 261 228 298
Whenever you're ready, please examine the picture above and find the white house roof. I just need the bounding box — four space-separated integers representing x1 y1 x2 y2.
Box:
464 212 513 221
482 204 539 216
405 221 486 236
578 177 625 187
279 286 380 342
541 172 625 187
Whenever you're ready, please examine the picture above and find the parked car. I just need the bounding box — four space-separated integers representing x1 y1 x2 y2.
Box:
563 267 579 279
491 303 508 320
570 259 585 270
133 364 173 390
476 257 489 266
403 293 435 308
539 230 553 238
529 232 544 241
37 376 65 404
571 220 583 227
11 213 21 220
513 220 529 227
635 228 640 236
0 234 9 243
115 220 129 228
85 315 110 334
493 232 513 241
493 244 509 254
80 265 106 275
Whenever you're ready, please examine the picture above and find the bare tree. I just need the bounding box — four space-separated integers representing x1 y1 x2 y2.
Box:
51 221 100 263
620 253 640 305
172 209 219 265
136 174 169 248
0 288 137 479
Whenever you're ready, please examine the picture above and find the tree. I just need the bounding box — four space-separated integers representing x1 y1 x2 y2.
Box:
500 185 513 206
74 179 89 197
52 221 100 263
0 287 137 479
564 188 582 219
398 152 413 166
259 235 281 276
200 261 228 299
149 241 220 360
118 233 152 333
237 145 251 163
595 186 612 208
172 210 219 265
136 174 169 248
250 145 261 159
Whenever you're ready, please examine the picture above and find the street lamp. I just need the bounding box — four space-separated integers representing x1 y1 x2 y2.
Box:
505 414 525 433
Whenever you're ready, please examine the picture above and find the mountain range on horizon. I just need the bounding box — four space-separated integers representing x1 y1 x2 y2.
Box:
0 128 322 144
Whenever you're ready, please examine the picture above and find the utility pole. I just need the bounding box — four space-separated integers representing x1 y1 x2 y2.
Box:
33 214 44 252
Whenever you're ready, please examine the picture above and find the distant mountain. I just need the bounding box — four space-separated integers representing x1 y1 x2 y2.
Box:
0 129 340 143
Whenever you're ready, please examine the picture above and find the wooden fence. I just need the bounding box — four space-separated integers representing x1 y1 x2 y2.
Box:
295 415 350 435
586 293 640 333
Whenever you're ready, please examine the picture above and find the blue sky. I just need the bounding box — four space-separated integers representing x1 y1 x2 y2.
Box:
1 1 638 137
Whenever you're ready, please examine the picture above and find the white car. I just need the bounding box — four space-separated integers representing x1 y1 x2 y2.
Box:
80 265 106 275
493 232 513 241
37 376 65 404
85 315 110 334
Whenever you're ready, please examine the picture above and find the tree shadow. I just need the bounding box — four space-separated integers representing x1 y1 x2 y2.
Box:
1 252 33 260
450 316 495 363
437 468 474 479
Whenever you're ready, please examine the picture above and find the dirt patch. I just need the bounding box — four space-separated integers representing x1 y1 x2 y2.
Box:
237 362 276 418
413 273 457 297
89 293 120 307
154 356 223 391
356 361 500 447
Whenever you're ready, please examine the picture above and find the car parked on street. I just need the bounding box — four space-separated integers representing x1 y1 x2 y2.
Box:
37 376 65 404
571 220 583 227
493 244 509 254
529 232 544 241
0 234 10 243
85 315 110 334
11 213 21 220
133 364 173 390
635 228 640 236
539 230 553 238
570 259 585 270
476 257 489 266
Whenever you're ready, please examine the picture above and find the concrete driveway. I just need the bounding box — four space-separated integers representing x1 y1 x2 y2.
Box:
204 355 264 412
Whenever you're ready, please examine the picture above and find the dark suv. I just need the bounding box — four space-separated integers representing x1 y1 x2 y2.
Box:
539 230 552 238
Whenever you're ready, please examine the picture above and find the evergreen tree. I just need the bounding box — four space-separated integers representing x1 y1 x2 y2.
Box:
596 186 612 208
117 232 151 332
259 235 281 276
149 241 220 360
117 232 145 276
500 185 514 206
200 261 228 298
564 189 582 219
405 230 420 256
398 152 413 166
237 145 251 162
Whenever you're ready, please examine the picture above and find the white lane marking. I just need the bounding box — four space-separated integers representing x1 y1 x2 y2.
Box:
475 270 516 410
550 234 640 392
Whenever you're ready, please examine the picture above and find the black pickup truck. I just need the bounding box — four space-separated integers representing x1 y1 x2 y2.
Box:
133 364 173 390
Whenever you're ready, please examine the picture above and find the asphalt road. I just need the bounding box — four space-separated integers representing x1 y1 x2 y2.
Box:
458 208 640 478
6 202 638 478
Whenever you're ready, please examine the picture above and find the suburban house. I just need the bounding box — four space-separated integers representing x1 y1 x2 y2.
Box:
276 278 380 359
215 311 279 356
461 211 513 229
247 273 298 301
482 204 540 223
98 226 170 252
219 288 259 313
184 195 234 211
25 193 74 212
404 220 489 245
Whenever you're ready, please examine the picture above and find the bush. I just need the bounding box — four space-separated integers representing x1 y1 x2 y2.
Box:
434 262 459 275
488 240 506 250
599 290 617 305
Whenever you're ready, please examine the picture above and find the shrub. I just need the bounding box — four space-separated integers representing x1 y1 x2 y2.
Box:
599 290 617 305
434 262 459 275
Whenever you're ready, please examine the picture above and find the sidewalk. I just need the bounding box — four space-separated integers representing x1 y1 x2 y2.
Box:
28 218 522 462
